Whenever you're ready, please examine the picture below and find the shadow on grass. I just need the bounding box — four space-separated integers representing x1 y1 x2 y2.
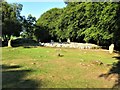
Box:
111 56 120 88
2 64 41 89
2 64 22 70
99 53 120 88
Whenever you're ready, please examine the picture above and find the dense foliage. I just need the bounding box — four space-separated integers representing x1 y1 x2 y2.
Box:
1 1 120 50
36 8 63 42
1 1 23 41
20 14 36 39
37 2 120 50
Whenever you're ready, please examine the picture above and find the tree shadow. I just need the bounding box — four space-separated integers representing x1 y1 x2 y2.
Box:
11 38 40 47
111 56 120 88
2 64 22 70
2 64 41 89
99 53 120 88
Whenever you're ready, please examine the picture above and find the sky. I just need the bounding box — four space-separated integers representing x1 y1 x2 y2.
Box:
7 0 66 20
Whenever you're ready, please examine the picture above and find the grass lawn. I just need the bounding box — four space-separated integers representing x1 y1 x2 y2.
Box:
2 47 120 88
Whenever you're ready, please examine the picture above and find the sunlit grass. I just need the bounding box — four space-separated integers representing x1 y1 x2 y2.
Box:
2 47 119 88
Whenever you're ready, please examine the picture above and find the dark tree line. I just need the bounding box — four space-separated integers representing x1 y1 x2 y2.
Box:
1 1 120 50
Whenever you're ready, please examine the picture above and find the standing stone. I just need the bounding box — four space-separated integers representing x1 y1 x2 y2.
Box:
109 44 114 54
67 38 70 43
59 39 61 43
51 40 54 45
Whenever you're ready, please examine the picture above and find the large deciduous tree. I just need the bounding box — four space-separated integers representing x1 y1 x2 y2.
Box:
2 1 23 47
36 8 63 42
57 2 120 46
34 2 120 50
20 14 36 39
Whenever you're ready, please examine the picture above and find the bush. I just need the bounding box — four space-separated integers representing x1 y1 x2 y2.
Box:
11 38 39 47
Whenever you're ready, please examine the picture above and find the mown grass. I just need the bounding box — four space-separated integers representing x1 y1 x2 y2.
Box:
2 47 120 88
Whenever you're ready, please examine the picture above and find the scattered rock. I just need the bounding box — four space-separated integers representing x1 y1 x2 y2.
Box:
31 62 36 65
92 60 103 65
106 64 112 67
87 64 91 67
41 42 100 49
50 75 55 78
57 53 64 57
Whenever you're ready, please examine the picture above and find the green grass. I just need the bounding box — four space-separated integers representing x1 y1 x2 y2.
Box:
2 47 120 88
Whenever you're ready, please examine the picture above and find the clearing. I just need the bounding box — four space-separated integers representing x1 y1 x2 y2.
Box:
2 47 120 88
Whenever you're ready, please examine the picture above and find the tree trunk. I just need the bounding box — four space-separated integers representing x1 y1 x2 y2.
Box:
8 39 12 47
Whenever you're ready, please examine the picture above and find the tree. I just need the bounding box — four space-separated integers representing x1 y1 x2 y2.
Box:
57 2 120 46
20 14 36 39
34 25 50 42
24 2 120 50
56 2 87 42
2 1 23 47
81 2 119 45
36 8 63 42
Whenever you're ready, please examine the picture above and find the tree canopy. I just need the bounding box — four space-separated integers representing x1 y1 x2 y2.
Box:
20 14 36 39
36 8 63 42
1 1 120 50
2 1 23 41
36 2 120 49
